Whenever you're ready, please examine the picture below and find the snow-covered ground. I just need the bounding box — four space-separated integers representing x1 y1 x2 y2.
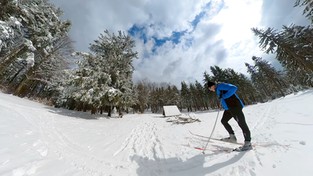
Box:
0 90 313 176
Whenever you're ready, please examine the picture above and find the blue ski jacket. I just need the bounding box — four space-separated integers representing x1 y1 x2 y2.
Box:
215 83 244 110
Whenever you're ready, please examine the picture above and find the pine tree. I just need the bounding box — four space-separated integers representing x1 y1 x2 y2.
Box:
245 62 270 101
149 86 164 113
189 83 197 111
210 66 229 82
134 80 150 113
58 30 138 115
194 81 208 111
57 53 112 113
0 0 71 97
252 27 313 86
180 81 192 112
295 0 313 23
281 25 313 86
0 1 22 56
236 72 260 104
204 66 258 107
0 0 18 19
246 56 289 100
203 71 219 109
89 30 137 115
222 68 259 104
164 85 180 106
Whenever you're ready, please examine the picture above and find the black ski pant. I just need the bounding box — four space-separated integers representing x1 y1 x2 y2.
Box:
221 107 251 142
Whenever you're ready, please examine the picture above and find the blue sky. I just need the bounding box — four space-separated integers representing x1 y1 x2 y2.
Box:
50 0 308 87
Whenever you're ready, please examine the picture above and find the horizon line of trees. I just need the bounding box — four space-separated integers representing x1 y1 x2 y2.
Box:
0 0 312 116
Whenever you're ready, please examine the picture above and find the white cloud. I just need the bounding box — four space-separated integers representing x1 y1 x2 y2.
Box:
132 0 264 85
50 0 309 87
212 0 262 44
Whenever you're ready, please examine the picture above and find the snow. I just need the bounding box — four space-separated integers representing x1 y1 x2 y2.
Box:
24 39 36 52
25 52 35 67
0 90 313 176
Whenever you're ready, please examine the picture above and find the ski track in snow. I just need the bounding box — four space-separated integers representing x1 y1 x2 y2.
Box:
0 98 114 175
41 116 114 175
113 121 164 159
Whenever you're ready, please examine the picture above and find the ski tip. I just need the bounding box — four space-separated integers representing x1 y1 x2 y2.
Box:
194 147 204 150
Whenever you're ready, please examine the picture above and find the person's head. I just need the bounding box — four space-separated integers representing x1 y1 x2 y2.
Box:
207 81 216 92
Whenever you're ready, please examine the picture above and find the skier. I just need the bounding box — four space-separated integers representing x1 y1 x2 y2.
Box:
207 81 252 151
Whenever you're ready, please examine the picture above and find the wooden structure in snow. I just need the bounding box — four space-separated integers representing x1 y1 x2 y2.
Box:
162 105 181 117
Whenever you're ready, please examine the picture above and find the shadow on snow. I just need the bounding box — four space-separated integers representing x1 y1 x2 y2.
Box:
44 106 108 120
130 152 246 176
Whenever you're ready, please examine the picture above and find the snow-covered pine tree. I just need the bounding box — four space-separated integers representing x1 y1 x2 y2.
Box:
281 25 313 87
13 0 71 96
58 30 138 116
0 0 71 97
57 52 112 114
90 30 138 116
252 26 313 87
252 1 313 87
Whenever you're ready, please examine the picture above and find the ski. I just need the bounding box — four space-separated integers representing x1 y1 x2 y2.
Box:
193 145 234 153
193 145 253 153
189 131 243 145
184 140 234 153
189 131 255 152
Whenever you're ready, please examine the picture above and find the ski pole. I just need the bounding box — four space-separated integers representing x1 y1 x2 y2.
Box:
201 108 220 154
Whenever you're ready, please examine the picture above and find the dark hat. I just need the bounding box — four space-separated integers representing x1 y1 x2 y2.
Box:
207 81 216 88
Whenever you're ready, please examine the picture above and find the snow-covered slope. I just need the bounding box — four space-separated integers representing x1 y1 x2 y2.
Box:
0 90 313 176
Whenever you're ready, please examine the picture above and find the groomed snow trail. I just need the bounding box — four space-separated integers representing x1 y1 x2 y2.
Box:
1 90 313 176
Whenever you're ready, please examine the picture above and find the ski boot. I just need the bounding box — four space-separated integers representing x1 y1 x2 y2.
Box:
220 134 237 143
235 141 253 151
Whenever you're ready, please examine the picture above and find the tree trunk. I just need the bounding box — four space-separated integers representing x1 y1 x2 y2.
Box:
0 43 27 73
